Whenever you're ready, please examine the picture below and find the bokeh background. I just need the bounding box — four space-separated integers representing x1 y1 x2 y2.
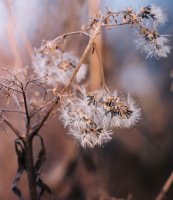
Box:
0 0 173 199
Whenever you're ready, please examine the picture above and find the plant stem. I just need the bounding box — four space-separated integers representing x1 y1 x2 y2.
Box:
2 115 24 138
61 15 103 94
156 171 173 200
25 136 38 200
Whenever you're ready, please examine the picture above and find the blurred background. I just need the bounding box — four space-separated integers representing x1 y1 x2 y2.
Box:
0 0 173 199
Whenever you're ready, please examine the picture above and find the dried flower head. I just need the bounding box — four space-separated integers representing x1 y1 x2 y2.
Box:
138 5 167 24
100 5 170 58
60 93 113 148
32 41 87 87
135 28 171 58
60 87 141 148
133 5 170 58
88 89 141 129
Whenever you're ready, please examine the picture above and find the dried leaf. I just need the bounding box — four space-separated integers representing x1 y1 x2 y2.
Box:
12 139 26 200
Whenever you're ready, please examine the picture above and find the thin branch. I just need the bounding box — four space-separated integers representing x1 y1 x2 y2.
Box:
1 115 24 139
30 97 60 138
0 108 25 114
25 74 48 90
53 31 90 43
5 68 23 89
30 101 52 118
0 82 22 93
101 22 130 27
103 10 127 19
156 171 173 200
12 93 23 110
61 16 103 94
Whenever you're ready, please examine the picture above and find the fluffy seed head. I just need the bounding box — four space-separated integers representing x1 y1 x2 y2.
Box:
60 93 113 148
32 41 87 87
135 28 171 58
60 87 141 148
139 5 167 24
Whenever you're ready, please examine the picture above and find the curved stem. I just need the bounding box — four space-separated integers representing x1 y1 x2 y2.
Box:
53 31 90 43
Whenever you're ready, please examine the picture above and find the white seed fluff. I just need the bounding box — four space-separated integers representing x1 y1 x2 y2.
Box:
32 49 87 86
60 87 141 148
135 35 171 58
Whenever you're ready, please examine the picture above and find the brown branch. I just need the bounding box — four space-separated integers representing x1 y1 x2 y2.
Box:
4 68 23 88
25 74 48 90
93 43 106 86
24 137 38 200
61 16 103 94
1 115 24 139
104 10 127 20
0 108 25 114
0 82 22 93
156 171 173 200
101 22 130 27
22 89 30 129
88 0 103 91
53 31 90 43
30 97 60 138
30 101 52 118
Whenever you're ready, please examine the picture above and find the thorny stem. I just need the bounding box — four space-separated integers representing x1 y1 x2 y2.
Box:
156 171 173 200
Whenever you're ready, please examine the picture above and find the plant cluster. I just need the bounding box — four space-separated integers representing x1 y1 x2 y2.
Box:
0 4 170 200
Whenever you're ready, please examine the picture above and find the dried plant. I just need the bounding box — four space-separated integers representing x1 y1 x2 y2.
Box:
0 4 170 200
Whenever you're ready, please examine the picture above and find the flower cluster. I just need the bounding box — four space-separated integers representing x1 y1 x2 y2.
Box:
60 87 141 148
135 28 170 58
135 5 170 58
138 5 167 24
32 40 87 87
95 5 170 58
